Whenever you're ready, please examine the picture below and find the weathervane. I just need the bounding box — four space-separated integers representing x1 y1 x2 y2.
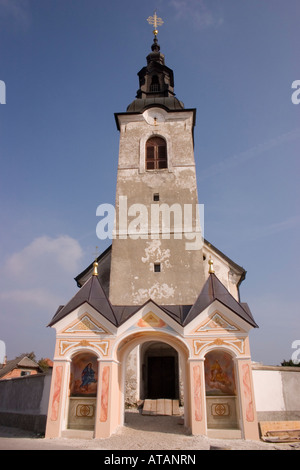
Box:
147 10 164 37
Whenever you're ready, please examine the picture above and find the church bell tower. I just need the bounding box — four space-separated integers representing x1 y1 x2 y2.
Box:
45 13 259 441
109 17 205 306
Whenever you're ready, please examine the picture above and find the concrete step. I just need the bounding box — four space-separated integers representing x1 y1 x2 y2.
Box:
142 399 181 416
61 429 94 439
207 429 242 439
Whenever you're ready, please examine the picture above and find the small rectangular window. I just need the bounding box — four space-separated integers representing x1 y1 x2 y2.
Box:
154 263 161 272
20 371 31 376
153 193 159 201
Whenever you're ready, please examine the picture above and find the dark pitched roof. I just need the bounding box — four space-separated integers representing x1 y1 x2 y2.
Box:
74 244 111 288
48 272 257 330
204 239 246 277
182 273 258 328
0 354 42 379
159 304 193 325
114 301 192 327
74 240 247 292
48 274 117 327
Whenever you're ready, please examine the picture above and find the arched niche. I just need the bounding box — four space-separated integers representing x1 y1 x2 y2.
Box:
204 349 240 430
67 352 99 431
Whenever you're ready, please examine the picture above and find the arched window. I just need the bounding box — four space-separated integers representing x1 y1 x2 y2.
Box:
150 75 160 92
146 136 167 170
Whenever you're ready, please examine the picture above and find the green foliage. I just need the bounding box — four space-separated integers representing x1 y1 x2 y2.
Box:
38 358 50 372
280 359 300 367
19 351 36 361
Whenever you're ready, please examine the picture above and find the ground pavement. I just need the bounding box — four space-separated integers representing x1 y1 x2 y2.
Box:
0 411 299 451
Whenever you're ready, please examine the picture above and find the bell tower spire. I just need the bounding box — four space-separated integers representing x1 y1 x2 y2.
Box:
111 14 205 306
127 12 184 112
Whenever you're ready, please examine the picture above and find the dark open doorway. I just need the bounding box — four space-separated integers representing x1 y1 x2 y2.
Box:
140 342 180 400
147 356 176 399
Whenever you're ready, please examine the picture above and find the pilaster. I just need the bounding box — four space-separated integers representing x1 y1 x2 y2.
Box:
45 360 70 438
94 360 120 438
237 358 259 440
188 359 207 435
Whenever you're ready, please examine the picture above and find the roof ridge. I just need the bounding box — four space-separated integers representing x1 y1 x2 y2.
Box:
183 273 257 328
211 272 253 316
210 273 215 298
91 275 118 325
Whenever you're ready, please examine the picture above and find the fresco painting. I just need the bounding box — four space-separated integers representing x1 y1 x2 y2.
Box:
70 354 98 396
51 366 63 421
205 350 236 396
193 365 202 421
242 363 255 422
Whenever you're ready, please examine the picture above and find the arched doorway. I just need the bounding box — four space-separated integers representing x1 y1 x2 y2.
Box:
140 341 180 401
67 352 98 431
117 332 190 428
204 349 240 430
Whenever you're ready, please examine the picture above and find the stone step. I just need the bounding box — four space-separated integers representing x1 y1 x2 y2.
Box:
61 429 94 439
142 399 181 416
207 429 242 439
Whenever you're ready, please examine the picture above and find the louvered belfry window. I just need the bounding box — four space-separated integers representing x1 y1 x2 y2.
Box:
146 137 167 170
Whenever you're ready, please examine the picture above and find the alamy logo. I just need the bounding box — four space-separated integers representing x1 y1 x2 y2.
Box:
0 80 6 104
0 340 6 364
291 340 300 365
96 197 204 250
291 80 300 105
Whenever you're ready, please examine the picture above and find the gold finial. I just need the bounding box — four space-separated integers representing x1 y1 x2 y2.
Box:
208 257 215 274
92 260 98 276
92 246 99 276
147 10 164 37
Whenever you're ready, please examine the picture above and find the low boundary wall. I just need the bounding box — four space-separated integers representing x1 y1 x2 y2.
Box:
252 364 300 421
0 364 299 435
0 373 51 434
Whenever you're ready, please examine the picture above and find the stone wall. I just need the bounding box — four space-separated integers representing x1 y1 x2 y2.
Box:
0 373 51 433
125 347 140 407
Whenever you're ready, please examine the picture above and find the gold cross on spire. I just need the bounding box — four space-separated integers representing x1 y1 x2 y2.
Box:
147 10 164 37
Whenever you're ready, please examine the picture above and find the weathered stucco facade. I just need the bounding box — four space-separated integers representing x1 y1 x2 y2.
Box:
45 31 259 441
110 107 205 306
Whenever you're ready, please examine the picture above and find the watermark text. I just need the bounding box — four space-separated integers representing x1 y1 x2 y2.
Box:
0 80 6 104
0 340 6 365
291 340 300 365
291 80 300 105
96 197 204 251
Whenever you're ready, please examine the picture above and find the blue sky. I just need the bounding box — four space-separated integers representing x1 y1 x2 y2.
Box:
0 0 299 365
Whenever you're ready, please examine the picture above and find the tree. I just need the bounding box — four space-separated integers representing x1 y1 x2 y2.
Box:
280 359 300 367
38 358 50 372
19 352 36 361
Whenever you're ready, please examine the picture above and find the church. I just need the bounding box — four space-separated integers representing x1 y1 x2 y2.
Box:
45 15 259 440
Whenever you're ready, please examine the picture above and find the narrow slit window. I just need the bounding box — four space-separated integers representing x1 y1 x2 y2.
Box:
146 137 167 170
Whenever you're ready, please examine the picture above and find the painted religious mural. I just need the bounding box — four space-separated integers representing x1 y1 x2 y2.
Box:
70 354 98 397
204 350 236 396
